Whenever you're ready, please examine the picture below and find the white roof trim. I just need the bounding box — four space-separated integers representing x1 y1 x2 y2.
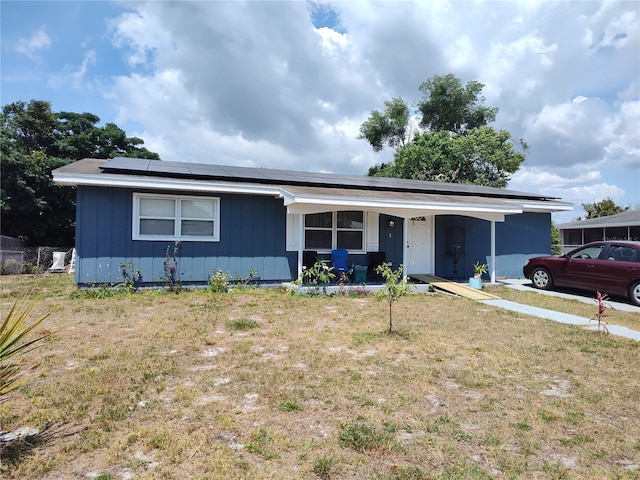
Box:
53 171 286 198
512 200 574 213
283 192 520 214
53 168 567 218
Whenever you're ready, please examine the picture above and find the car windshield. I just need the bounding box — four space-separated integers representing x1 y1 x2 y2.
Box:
569 245 604 260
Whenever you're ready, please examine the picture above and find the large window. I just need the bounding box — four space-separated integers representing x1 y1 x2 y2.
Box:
133 193 220 241
304 211 364 252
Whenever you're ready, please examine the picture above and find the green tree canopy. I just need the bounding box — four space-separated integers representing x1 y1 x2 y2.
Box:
360 74 526 188
1 100 160 246
357 97 411 152
580 198 629 220
417 74 498 133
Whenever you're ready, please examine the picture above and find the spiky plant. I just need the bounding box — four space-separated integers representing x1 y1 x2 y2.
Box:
1 297 52 401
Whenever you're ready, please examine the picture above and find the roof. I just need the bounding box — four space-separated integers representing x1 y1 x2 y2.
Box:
53 157 573 220
557 209 640 229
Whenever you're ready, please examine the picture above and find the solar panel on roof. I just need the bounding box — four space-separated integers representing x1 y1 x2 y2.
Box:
146 162 192 175
185 164 229 177
97 157 556 201
101 157 151 172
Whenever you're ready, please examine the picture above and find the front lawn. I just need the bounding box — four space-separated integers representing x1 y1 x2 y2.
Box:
1 274 639 479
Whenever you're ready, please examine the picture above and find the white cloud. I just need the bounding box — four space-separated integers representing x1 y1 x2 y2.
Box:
73 51 96 82
95 0 638 208
16 27 51 59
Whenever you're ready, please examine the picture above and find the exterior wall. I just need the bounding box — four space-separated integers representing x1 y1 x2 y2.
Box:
435 213 552 279
75 186 296 285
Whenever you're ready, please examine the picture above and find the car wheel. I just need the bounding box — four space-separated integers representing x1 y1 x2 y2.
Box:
629 281 640 307
531 267 553 290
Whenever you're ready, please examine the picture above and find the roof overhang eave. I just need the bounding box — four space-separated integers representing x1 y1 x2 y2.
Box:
52 172 287 198
284 194 521 222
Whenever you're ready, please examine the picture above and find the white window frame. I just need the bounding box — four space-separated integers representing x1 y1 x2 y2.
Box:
304 211 365 253
132 193 220 242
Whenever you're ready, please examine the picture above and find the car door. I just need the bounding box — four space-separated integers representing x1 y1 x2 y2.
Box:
597 244 639 296
560 243 606 289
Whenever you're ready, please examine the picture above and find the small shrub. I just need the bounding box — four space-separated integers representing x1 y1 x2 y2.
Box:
118 261 141 294
234 268 260 289
161 241 182 292
300 259 335 295
347 287 371 297
0 259 23 275
209 269 230 293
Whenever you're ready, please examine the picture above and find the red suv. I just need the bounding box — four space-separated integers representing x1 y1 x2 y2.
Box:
523 241 640 307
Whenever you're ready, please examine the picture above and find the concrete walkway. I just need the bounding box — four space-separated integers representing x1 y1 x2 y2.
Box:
493 279 640 341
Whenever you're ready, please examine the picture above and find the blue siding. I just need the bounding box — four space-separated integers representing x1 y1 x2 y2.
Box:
435 213 552 279
75 187 296 285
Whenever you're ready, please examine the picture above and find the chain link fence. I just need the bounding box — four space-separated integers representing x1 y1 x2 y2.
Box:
0 246 74 275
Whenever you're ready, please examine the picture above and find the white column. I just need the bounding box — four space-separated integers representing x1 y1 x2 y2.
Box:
297 213 304 279
403 217 408 280
490 220 496 284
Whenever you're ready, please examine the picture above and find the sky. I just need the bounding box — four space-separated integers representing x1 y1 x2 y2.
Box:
1 0 639 223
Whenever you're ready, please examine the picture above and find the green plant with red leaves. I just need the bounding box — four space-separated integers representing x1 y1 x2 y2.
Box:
590 291 610 334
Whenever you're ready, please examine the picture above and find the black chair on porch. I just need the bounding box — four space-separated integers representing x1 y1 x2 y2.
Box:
302 250 318 270
367 251 386 282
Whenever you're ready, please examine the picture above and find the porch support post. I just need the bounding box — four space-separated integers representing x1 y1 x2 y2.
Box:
297 213 304 279
490 220 496 284
403 217 408 280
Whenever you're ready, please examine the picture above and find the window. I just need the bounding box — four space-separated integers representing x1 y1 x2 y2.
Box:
569 244 604 260
133 193 220 241
304 211 364 252
563 230 582 247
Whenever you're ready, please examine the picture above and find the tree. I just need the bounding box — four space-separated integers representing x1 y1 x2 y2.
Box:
1 100 58 156
417 74 497 133
551 221 562 255
375 263 412 334
357 97 411 152
581 198 629 220
360 74 526 188
1 100 159 246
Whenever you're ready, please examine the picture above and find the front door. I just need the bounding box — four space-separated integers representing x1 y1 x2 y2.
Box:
406 216 434 275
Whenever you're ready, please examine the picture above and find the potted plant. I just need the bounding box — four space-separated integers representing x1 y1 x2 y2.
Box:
469 262 487 289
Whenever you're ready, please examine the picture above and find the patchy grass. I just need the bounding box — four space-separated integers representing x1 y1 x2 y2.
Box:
0 274 639 479
491 285 640 331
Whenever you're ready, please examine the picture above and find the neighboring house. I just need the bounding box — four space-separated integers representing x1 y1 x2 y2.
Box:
52 157 572 286
558 210 640 253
